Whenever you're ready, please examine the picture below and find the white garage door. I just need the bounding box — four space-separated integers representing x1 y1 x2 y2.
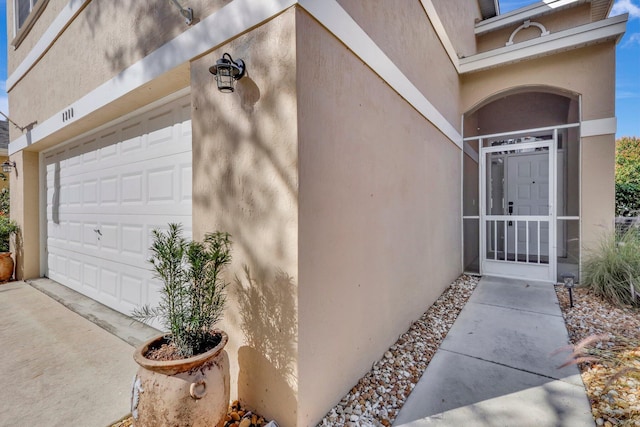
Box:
44 95 192 316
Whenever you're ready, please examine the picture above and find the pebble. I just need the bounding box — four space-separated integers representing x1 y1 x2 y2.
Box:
317 275 479 426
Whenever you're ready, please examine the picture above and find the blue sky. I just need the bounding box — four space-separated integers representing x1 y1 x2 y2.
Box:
0 0 637 137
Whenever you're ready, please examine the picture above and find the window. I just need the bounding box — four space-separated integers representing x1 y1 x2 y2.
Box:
12 0 47 48
16 0 38 31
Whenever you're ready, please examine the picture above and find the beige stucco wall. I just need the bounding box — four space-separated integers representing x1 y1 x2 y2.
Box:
431 0 481 58
7 0 225 141
476 3 592 53
462 43 615 120
191 9 299 427
338 0 462 130
581 135 616 250
297 8 462 426
471 91 573 135
9 150 39 280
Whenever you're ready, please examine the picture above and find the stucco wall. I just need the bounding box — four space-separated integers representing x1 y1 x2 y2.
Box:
337 0 462 130
473 92 573 135
191 9 298 427
431 0 481 58
7 0 225 141
297 9 462 426
582 135 616 250
462 43 615 120
9 150 39 279
7 0 68 68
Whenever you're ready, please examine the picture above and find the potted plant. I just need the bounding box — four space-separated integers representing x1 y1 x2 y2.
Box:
131 223 232 427
0 216 20 282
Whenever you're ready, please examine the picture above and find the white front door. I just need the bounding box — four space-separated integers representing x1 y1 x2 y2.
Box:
506 152 550 259
480 140 556 282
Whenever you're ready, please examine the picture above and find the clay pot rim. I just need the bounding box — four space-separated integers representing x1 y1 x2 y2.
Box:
0 252 12 257
133 329 228 375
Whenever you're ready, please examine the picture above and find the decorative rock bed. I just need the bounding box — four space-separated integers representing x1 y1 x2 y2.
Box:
556 286 640 426
317 275 480 427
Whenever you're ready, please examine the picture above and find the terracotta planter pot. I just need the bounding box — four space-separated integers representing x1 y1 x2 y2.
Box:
131 330 230 427
0 253 14 282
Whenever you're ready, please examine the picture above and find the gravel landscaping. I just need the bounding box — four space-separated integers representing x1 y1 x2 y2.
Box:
317 275 479 427
556 285 640 426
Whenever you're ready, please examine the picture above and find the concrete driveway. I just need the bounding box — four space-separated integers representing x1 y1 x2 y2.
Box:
0 280 157 427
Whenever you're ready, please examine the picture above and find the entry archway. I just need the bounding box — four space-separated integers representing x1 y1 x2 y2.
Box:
462 87 581 282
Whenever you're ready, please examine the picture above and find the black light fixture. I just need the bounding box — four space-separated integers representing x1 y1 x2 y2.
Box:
2 161 16 174
208 53 246 93
562 273 576 308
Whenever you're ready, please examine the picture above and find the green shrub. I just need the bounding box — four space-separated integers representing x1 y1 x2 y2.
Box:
582 228 640 307
616 182 640 217
132 223 231 357
0 188 9 216
0 216 19 253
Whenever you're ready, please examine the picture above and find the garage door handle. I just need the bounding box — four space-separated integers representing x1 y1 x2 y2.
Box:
93 228 102 236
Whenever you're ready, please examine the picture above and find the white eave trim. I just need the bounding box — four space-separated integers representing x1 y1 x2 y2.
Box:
475 0 585 35
460 14 627 74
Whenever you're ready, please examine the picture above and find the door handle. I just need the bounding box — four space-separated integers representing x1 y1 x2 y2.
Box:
508 202 513 226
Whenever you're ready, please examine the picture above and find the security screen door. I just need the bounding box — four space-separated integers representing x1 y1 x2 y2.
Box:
480 139 556 281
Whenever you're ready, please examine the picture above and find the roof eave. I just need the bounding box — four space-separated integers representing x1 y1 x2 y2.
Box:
461 13 628 74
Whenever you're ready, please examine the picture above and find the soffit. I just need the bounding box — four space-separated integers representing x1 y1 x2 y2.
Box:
591 0 614 21
478 0 499 19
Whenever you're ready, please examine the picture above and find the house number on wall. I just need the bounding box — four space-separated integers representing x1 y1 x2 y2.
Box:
62 108 74 122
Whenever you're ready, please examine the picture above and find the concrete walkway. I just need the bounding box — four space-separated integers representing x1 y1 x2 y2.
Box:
0 280 157 427
394 276 594 427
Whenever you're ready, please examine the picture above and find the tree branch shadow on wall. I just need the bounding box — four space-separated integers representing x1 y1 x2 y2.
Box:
234 265 297 427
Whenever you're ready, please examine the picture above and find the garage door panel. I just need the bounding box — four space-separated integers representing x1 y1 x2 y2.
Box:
50 145 192 183
45 95 192 317
100 176 119 204
122 172 144 203
100 223 119 252
47 241 161 315
83 180 99 205
48 216 192 269
47 153 192 215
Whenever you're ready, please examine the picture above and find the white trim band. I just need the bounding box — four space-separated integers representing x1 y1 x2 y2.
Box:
581 117 616 137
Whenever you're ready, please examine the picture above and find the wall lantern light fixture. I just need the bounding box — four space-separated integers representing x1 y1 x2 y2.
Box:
2 161 16 175
208 53 246 93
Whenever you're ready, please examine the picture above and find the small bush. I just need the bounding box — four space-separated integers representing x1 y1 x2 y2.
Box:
0 216 19 253
582 228 640 307
0 188 9 216
616 182 640 217
132 223 232 357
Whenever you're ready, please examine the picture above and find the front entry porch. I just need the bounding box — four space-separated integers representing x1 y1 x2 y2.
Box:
462 89 582 283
